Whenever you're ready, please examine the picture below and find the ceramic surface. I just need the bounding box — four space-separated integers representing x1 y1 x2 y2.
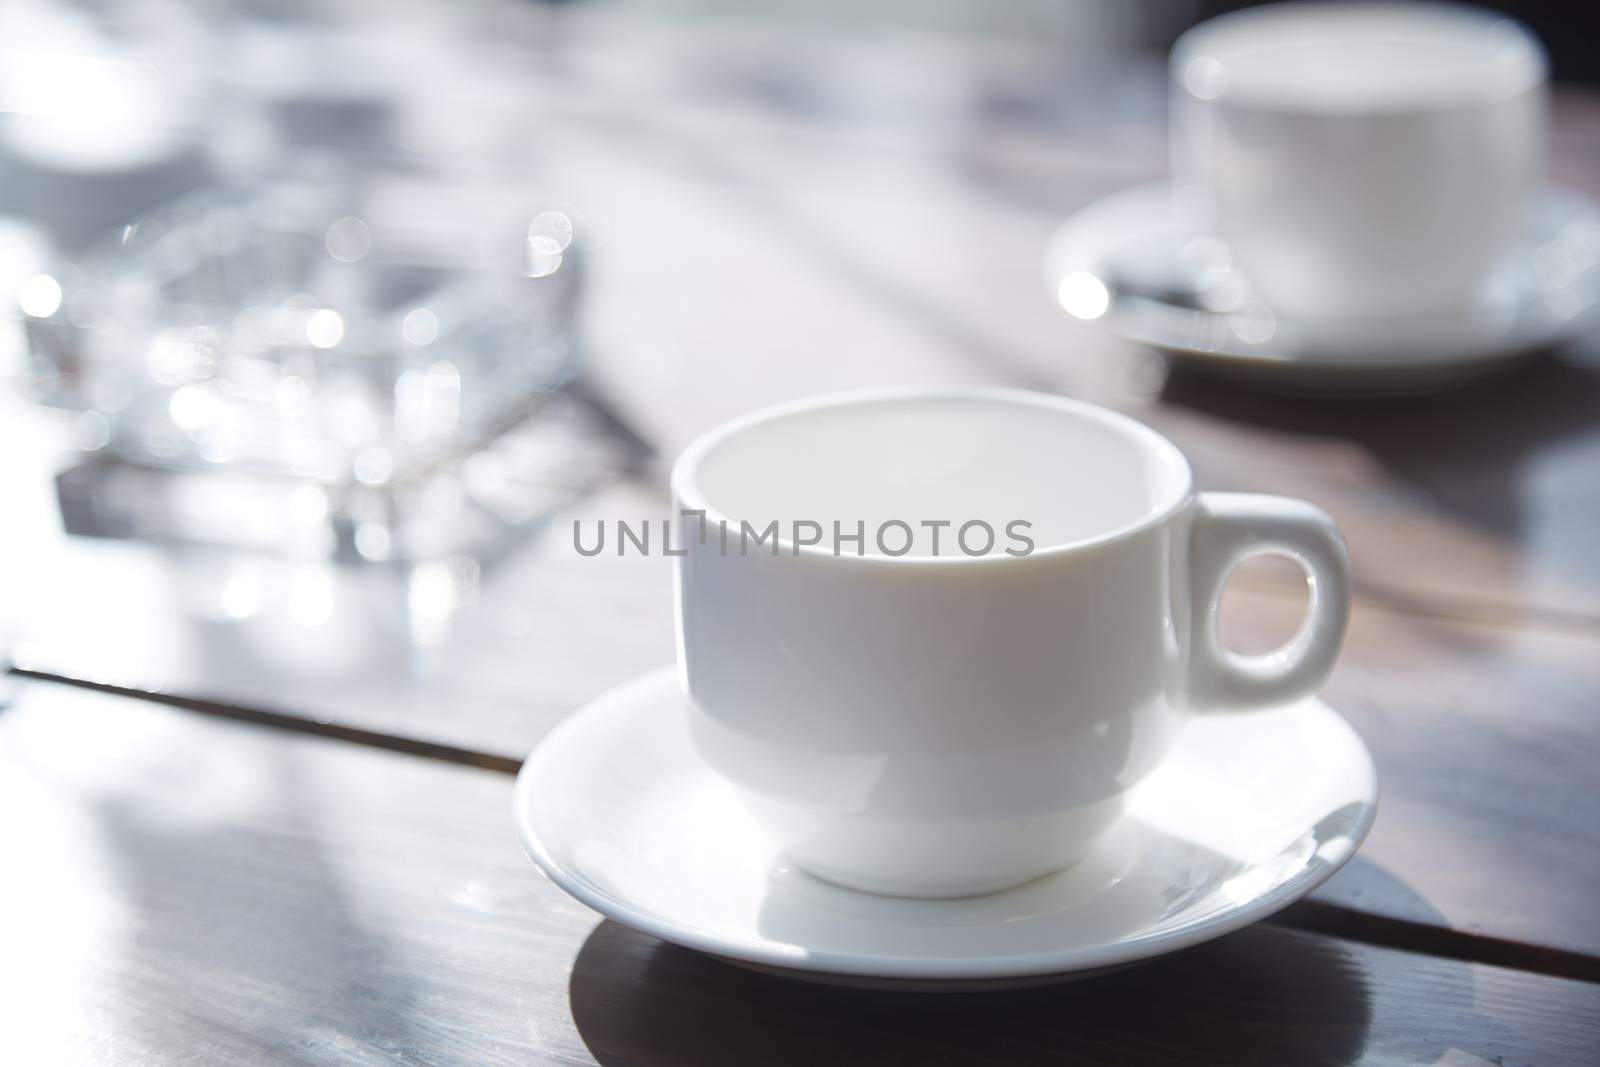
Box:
670 389 1350 896
514 669 1379 987
1044 182 1600 393
1171 2 1547 323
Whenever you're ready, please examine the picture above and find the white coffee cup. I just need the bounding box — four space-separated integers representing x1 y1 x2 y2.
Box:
1171 2 1547 323
671 388 1351 898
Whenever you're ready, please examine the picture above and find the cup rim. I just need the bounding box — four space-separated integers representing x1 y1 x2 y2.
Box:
1170 0 1548 117
669 386 1195 566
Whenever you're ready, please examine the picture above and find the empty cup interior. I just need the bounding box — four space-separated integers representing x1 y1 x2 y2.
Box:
679 393 1190 558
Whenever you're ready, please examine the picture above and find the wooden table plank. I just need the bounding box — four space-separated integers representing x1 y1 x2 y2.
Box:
465 27 1600 619
1222 587 1600 964
569 139 1600 621
7 477 678 757
5 679 1597 1067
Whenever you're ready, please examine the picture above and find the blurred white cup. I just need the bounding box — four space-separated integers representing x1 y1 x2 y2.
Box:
1171 2 1547 323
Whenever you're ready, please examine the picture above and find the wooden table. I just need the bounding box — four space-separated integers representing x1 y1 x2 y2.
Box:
4 7 1600 1064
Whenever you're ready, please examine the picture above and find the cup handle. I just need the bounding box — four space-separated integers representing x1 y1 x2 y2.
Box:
1186 492 1351 711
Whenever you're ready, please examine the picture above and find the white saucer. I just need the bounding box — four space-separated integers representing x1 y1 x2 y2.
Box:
514 668 1378 990
1044 182 1600 394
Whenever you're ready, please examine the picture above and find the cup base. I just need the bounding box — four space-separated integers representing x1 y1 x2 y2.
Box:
739 791 1126 900
789 849 1093 900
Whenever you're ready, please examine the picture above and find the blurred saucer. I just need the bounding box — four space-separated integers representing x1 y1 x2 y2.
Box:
513 668 1377 991
1044 182 1600 395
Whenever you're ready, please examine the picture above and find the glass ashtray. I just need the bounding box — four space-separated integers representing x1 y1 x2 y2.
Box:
20 181 620 561
26 181 583 487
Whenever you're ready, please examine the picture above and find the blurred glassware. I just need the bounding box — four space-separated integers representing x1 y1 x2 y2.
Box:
21 181 597 560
